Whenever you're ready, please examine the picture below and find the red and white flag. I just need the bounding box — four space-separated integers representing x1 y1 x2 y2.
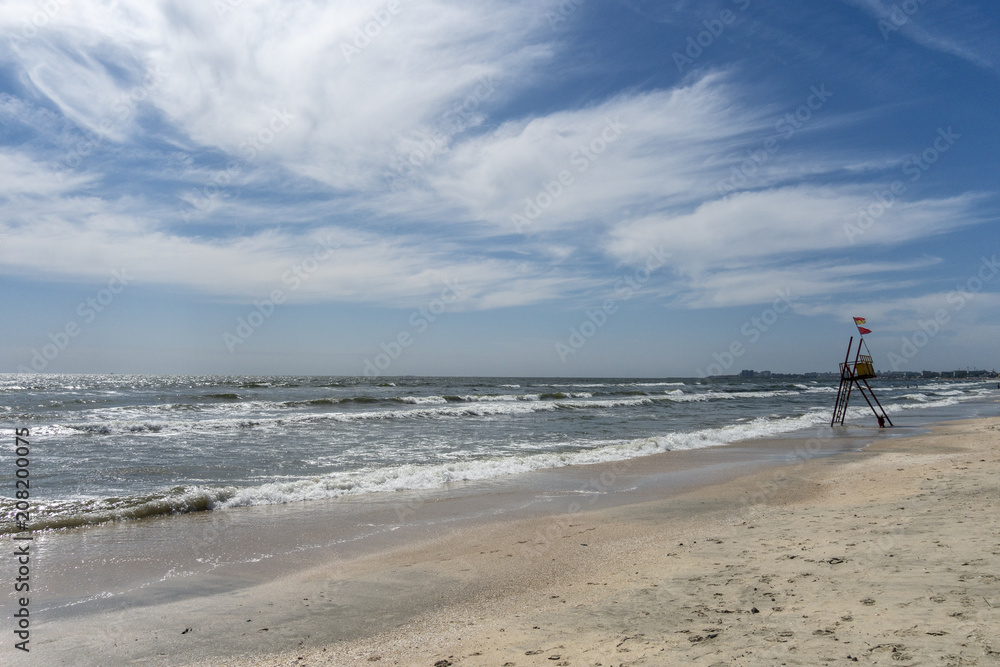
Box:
853 317 872 335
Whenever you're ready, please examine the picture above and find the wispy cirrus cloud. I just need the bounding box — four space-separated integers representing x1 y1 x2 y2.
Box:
0 0 994 320
3 0 558 188
0 149 96 197
397 73 770 232
843 0 1000 73
0 204 580 309
608 187 986 266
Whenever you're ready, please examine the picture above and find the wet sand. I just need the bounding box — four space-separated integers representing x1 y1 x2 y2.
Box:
7 417 1000 665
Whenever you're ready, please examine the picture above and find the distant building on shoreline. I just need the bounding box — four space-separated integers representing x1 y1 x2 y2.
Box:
708 369 997 380
882 369 997 379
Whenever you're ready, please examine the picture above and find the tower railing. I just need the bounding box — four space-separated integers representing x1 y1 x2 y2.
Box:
832 338 892 427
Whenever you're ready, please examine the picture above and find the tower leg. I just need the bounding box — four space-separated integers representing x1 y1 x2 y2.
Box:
830 336 891 428
831 337 854 426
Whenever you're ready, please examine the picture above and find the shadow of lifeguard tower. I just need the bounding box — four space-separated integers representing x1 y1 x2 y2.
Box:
831 335 892 428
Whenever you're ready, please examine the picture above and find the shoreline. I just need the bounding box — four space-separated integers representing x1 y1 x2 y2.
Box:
6 376 995 538
222 415 1000 666
19 419 876 623
6 411 997 665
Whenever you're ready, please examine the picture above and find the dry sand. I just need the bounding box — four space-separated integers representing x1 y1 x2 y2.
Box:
187 416 1000 666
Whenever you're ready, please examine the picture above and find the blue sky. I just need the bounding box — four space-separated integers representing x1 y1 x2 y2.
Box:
1 0 997 377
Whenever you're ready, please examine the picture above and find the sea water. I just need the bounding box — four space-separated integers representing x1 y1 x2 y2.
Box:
1 373 996 533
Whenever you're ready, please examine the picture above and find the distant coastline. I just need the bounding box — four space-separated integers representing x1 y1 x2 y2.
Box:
706 369 999 380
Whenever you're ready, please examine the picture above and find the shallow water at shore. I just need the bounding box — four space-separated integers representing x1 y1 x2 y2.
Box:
3 374 995 534
17 390 990 625
6 406 998 666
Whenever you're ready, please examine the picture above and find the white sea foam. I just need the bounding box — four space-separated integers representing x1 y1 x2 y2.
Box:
43 380 986 437
9 375 995 533
551 381 687 388
21 410 846 528
212 409 834 509
69 382 977 437
28 424 82 437
395 396 448 405
801 386 838 394
395 392 591 405
57 393 624 435
556 397 654 409
663 389 798 402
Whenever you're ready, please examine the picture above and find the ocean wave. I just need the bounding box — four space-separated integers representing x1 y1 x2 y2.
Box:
27 379 987 437
661 389 796 402
550 381 687 389
0 488 217 533
556 397 655 409
394 395 449 405
5 378 991 533
396 393 553 404
283 398 344 407
68 422 167 435
55 401 562 435
280 393 601 408
0 408 832 533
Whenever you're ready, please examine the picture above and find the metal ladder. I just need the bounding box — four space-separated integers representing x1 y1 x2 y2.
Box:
831 336 893 427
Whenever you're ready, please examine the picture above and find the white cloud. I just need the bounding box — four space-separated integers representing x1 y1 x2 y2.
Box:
404 73 768 232
3 0 558 190
0 1 993 324
0 186 581 308
806 290 1000 372
0 150 96 198
843 0 999 73
607 186 985 267
598 184 987 309
678 257 939 309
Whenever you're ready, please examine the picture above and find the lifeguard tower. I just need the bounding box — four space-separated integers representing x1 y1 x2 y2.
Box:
831 318 892 428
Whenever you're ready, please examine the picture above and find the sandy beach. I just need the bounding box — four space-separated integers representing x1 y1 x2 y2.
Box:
5 1 998 664
193 416 1000 667
14 415 999 666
